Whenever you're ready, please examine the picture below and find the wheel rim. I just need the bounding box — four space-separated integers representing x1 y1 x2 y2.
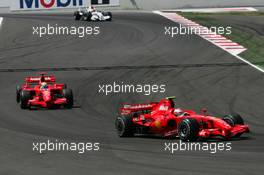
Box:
224 118 235 126
180 124 188 138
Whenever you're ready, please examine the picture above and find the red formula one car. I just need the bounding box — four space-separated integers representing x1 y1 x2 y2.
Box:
115 97 249 141
16 73 74 109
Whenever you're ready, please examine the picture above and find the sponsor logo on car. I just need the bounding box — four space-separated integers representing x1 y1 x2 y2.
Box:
123 104 153 109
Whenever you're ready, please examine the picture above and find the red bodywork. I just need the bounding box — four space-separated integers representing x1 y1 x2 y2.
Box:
120 99 249 139
20 75 68 108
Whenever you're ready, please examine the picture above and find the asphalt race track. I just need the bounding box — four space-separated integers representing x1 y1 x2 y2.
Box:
0 12 263 175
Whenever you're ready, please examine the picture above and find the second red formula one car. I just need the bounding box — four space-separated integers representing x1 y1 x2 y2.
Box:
115 97 249 141
16 73 74 109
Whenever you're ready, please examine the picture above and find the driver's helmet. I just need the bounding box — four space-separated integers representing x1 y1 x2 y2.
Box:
87 6 95 12
174 108 184 116
40 82 48 90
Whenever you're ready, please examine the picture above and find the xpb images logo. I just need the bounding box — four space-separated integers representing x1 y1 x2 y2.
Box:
164 141 232 154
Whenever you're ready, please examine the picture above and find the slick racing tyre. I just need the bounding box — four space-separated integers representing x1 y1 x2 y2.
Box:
63 89 74 109
74 15 81 20
16 85 21 103
178 118 199 141
20 90 31 109
74 12 81 20
115 114 135 137
222 114 244 138
83 12 92 21
104 12 112 21
222 114 244 126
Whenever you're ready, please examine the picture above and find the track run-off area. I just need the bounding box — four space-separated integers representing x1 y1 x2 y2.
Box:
0 12 263 175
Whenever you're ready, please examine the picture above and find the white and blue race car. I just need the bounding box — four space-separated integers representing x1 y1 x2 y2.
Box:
74 7 112 21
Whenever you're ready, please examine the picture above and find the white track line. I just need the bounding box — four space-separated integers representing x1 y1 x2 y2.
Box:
235 55 264 73
153 11 264 73
163 7 258 13
0 17 3 28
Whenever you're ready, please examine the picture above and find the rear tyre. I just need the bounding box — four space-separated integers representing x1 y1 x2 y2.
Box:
74 12 81 20
63 89 74 109
75 15 81 20
106 12 112 21
20 90 31 109
222 114 244 126
16 85 21 103
178 118 199 141
115 114 135 137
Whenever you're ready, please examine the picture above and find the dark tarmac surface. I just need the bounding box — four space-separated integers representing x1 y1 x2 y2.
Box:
0 12 263 175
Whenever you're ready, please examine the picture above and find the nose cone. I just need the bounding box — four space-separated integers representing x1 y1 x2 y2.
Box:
214 117 233 130
42 90 51 102
206 116 232 130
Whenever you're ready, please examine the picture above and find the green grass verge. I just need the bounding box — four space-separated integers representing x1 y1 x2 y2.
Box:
179 12 264 69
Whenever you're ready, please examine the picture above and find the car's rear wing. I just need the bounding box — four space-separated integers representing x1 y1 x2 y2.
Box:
25 75 56 84
120 102 158 115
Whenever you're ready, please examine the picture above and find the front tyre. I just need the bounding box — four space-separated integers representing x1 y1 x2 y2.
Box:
178 118 199 141
20 90 31 109
222 114 244 126
115 114 135 137
105 12 112 21
223 114 245 138
16 85 21 103
63 89 74 109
